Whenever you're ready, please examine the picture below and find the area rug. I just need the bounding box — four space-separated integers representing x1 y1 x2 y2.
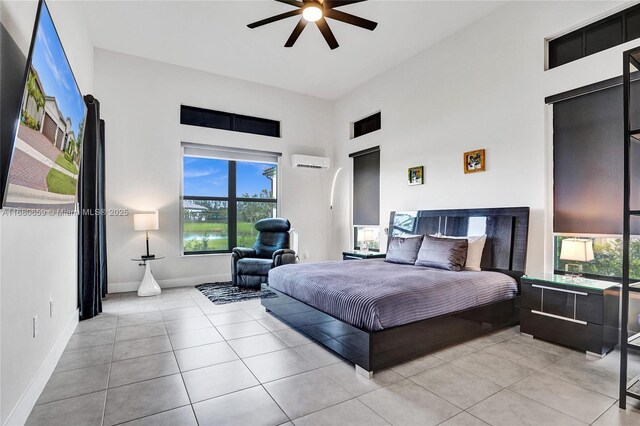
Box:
196 282 278 305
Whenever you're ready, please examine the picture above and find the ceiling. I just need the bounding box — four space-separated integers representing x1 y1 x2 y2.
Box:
79 0 504 100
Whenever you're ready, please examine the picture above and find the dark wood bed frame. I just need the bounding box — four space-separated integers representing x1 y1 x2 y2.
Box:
261 207 530 377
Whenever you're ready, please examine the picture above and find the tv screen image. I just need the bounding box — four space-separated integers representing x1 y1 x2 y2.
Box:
3 0 86 211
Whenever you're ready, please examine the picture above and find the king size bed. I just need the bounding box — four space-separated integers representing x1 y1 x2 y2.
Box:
261 207 529 377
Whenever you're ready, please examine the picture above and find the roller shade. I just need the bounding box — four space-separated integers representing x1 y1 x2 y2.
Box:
182 142 281 163
351 146 380 226
553 82 640 234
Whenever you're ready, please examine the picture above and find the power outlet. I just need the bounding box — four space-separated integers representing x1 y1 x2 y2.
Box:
33 315 39 338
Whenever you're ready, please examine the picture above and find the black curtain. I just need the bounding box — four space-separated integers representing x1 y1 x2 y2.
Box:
0 24 26 202
78 95 107 320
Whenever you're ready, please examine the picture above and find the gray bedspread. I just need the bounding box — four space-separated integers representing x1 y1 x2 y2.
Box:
268 259 517 332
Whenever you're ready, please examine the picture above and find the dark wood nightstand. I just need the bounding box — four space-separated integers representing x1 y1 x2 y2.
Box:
342 250 386 261
520 273 619 356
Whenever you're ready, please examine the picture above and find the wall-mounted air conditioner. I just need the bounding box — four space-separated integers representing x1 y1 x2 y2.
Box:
291 154 330 170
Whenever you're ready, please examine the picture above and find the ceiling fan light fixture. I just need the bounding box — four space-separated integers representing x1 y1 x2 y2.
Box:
247 0 378 50
302 4 323 22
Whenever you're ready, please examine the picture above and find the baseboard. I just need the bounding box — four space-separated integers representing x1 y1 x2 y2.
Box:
109 273 231 293
4 309 79 426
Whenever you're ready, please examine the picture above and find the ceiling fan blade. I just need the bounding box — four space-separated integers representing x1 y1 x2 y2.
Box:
325 8 377 30
248 9 302 29
316 17 339 50
274 0 304 8
285 18 308 47
324 0 368 9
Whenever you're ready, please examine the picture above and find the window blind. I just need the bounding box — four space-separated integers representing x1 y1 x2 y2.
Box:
350 146 380 226
553 82 640 234
182 143 281 163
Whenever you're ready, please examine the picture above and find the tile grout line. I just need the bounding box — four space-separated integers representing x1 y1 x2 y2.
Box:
192 290 383 423
173 292 204 426
101 300 124 426
588 400 618 426
102 291 207 426
36 290 630 426
109 404 193 426
199 294 295 424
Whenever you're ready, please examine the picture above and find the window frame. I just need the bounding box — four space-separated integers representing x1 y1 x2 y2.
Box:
547 3 640 70
351 111 382 139
180 149 279 256
180 105 281 138
353 226 381 252
552 233 625 283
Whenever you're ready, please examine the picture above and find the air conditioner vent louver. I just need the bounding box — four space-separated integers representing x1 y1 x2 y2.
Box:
291 154 330 170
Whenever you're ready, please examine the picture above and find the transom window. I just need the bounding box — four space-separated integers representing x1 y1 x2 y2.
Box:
181 146 279 255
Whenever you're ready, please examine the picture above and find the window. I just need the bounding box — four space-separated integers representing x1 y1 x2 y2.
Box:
181 146 279 254
350 146 380 251
554 235 640 280
354 226 381 251
548 4 640 69
180 105 280 138
352 112 381 139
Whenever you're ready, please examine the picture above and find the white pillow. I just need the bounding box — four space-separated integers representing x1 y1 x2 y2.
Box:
429 234 487 271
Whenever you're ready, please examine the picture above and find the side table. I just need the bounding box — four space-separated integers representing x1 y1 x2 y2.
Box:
342 250 386 261
132 256 164 297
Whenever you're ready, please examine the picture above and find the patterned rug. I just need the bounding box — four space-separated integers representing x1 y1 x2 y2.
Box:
196 282 278 305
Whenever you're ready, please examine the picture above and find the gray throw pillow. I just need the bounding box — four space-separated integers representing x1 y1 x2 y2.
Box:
416 235 468 271
385 235 424 265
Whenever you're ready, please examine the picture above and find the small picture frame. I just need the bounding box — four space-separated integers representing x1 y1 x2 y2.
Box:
464 149 486 174
408 166 424 186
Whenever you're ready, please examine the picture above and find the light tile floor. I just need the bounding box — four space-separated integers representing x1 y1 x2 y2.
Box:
25 286 640 426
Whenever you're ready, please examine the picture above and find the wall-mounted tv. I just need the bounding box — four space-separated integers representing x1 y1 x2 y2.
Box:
2 0 86 211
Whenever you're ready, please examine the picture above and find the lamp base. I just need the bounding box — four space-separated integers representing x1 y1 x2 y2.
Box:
564 263 583 282
141 254 156 260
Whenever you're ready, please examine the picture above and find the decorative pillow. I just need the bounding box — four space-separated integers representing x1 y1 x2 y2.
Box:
416 235 468 271
430 234 487 271
385 235 424 265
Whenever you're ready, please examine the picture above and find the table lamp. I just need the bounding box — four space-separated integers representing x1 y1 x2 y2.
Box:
134 212 159 259
560 238 594 278
361 229 375 252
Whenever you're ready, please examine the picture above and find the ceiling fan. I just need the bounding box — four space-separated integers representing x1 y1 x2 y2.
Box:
247 0 378 50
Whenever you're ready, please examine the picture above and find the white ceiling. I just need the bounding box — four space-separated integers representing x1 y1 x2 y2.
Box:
79 0 504 100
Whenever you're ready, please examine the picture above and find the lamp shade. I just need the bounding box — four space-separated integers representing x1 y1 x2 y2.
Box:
560 238 594 262
133 212 159 231
363 229 375 241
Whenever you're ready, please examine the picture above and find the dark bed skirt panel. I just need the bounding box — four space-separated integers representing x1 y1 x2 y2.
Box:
262 285 519 372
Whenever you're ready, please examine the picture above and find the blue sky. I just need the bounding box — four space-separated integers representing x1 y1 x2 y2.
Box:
183 157 276 197
30 2 86 138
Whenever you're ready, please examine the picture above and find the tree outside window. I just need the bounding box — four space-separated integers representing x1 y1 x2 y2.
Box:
554 235 640 280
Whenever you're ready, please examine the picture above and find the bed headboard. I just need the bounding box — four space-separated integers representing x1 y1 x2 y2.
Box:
388 207 530 283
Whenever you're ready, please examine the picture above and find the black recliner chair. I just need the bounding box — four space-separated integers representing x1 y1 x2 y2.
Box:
231 218 296 289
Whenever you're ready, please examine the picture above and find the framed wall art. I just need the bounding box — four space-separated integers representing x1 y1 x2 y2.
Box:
464 149 485 174
408 166 424 185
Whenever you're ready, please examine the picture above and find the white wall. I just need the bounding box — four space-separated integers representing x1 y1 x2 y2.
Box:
0 1 93 424
330 1 640 275
94 49 335 292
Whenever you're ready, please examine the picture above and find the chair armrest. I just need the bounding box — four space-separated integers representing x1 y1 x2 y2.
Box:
273 249 296 267
232 247 257 259
272 249 295 259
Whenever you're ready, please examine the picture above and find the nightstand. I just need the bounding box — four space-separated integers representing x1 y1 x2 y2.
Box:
342 250 386 261
520 273 619 356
